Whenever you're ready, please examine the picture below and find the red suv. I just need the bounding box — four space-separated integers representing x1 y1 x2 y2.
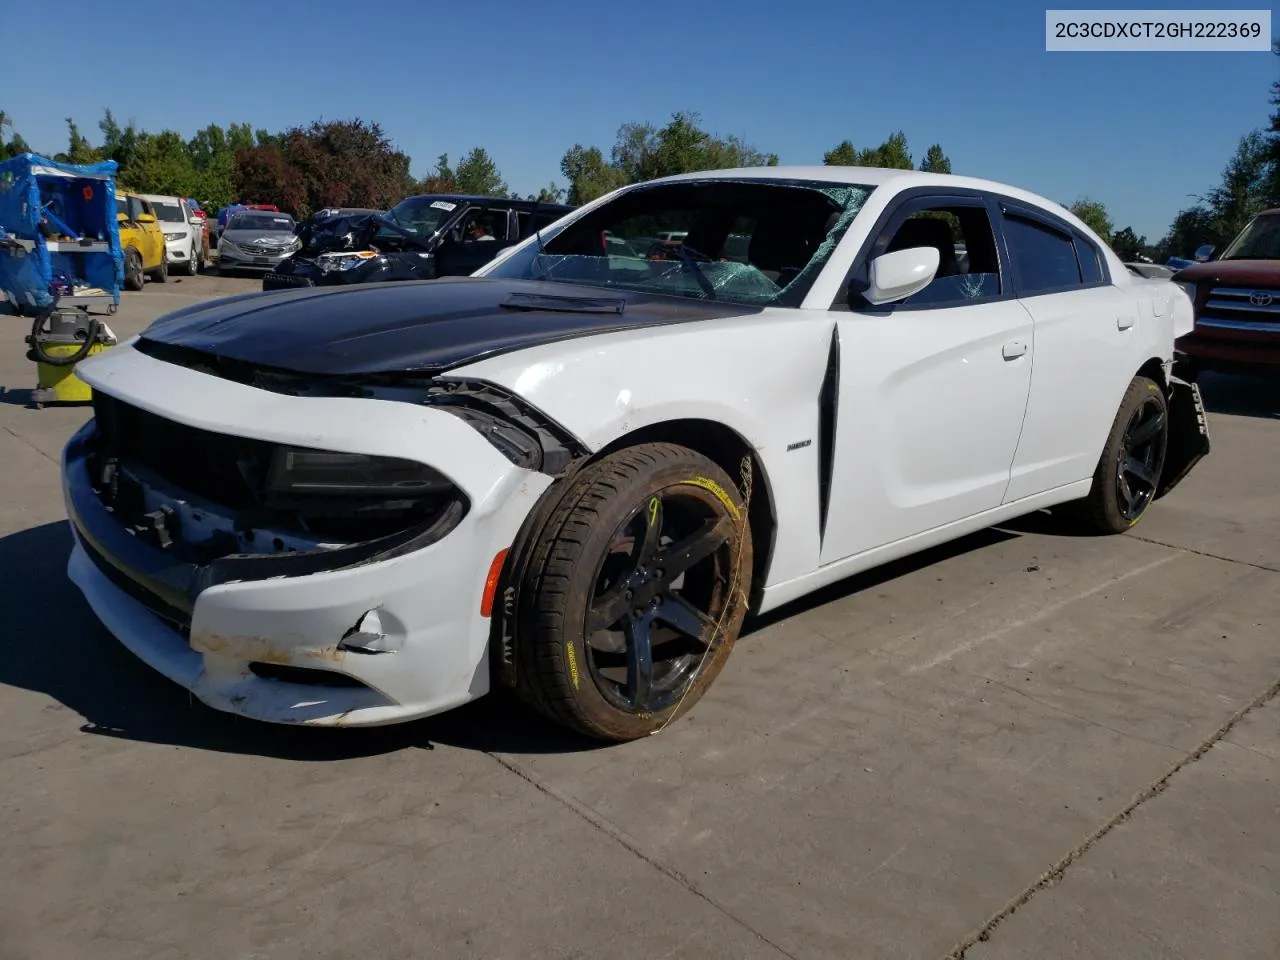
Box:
1174 210 1280 379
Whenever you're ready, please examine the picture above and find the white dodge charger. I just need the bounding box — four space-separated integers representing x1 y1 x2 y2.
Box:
62 166 1210 741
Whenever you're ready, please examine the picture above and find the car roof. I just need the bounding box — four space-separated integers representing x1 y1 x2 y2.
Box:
397 193 573 210
643 165 1095 236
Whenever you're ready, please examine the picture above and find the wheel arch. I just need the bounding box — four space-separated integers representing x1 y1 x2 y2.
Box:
1136 356 1168 391
592 418 778 602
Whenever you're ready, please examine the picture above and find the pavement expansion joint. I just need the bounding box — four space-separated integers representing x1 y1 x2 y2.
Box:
943 674 1280 960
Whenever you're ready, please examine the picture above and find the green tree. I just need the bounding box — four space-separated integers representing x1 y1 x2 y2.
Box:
1068 197 1113 242
129 130 197 195
560 144 628 204
823 140 860 165
1201 130 1269 243
417 153 457 194
452 146 507 196
823 131 915 169
56 117 99 165
0 110 29 161
1110 226 1145 260
919 143 952 174
527 182 566 203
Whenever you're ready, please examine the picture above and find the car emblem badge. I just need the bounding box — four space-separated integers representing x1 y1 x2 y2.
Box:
1250 291 1273 307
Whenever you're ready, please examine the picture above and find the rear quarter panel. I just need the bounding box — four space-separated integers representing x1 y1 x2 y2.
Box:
451 309 836 587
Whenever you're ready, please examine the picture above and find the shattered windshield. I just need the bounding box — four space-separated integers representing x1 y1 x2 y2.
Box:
385 197 460 237
483 179 874 307
1220 215 1280 260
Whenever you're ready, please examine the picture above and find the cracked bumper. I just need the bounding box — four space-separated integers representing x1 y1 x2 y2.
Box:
62 345 551 726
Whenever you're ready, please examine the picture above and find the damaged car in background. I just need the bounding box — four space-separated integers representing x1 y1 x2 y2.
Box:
262 194 573 291
62 166 1209 742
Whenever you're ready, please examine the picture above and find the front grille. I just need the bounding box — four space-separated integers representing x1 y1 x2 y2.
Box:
92 391 273 509
1200 286 1280 330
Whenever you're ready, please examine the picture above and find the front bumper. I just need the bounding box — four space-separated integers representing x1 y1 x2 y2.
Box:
1176 322 1280 373
218 243 296 272
62 345 552 726
164 237 193 262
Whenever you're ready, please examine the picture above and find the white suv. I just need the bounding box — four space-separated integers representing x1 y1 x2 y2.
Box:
140 193 203 276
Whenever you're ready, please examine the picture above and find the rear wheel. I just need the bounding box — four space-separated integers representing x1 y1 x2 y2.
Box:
514 443 754 742
183 239 200 275
1065 376 1169 534
123 248 144 291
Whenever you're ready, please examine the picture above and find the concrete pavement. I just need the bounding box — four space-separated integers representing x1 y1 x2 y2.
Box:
0 277 1277 960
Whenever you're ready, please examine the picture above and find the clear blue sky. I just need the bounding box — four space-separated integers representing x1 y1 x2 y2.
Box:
5 0 1276 240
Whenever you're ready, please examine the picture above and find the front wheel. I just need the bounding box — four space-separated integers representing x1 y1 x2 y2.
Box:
148 252 168 284
1066 376 1169 534
514 443 754 742
183 240 200 275
123 248 144 291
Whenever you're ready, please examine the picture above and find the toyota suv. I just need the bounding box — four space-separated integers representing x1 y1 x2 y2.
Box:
1174 210 1280 379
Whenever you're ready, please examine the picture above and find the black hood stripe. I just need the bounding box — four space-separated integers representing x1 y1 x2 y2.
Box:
138 277 765 377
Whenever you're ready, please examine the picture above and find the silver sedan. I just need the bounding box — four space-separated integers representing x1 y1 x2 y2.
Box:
217 211 300 274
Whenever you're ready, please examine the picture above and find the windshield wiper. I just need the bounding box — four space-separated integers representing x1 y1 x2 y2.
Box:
500 292 626 314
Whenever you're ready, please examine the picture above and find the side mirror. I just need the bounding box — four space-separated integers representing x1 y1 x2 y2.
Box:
1193 244 1215 262
135 212 157 224
864 246 941 305
116 212 128 223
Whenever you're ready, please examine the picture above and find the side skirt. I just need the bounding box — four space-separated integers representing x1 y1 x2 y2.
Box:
757 478 1094 615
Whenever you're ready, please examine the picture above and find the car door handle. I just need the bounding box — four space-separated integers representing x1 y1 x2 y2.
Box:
1002 341 1028 360
1117 316 1135 330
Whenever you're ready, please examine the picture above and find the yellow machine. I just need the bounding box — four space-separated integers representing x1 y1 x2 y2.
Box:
24 308 118 408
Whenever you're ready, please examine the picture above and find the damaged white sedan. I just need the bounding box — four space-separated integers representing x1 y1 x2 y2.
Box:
63 166 1209 741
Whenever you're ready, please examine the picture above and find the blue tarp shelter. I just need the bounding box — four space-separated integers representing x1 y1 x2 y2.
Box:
0 153 123 312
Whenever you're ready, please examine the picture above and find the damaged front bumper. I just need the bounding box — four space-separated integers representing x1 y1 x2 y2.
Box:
61 349 551 726
1155 374 1211 500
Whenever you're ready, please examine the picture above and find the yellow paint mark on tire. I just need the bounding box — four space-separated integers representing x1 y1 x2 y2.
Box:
647 495 660 528
679 477 741 520
566 643 581 690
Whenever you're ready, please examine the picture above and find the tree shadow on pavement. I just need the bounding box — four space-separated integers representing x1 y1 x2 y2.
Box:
1197 371 1280 420
0 521 601 762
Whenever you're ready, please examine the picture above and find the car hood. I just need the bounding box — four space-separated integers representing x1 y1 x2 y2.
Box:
1174 259 1280 285
136 277 764 376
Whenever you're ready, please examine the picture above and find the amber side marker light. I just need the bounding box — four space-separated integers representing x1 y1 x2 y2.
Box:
480 548 510 618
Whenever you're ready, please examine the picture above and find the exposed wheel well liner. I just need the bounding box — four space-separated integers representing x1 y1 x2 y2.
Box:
593 419 776 601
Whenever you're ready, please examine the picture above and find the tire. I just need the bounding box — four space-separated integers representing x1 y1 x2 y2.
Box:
514 442 754 742
1065 376 1170 534
148 252 169 284
183 239 200 275
123 248 144 291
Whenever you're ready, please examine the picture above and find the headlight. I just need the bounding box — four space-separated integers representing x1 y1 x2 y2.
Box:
319 251 378 273
1179 281 1198 304
265 448 453 497
220 240 239 254
164 231 185 241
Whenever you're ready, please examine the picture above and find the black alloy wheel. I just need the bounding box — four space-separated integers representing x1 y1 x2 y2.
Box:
513 443 754 741
1115 392 1167 522
1065 375 1170 534
584 488 736 715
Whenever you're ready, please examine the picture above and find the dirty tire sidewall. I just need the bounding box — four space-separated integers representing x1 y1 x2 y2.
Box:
150 253 168 283
516 442 753 742
1076 375 1169 535
124 248 144 290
